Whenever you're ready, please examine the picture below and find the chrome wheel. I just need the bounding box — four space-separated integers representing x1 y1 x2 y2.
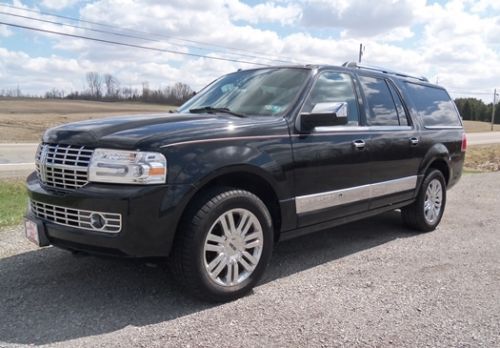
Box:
203 208 264 287
424 178 443 224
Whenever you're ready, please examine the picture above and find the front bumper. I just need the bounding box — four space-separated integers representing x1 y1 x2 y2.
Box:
25 172 194 257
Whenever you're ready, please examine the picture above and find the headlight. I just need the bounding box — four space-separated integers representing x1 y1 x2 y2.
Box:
89 149 167 185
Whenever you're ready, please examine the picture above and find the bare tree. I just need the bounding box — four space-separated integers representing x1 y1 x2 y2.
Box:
45 88 65 99
104 74 119 98
86 72 103 99
172 82 194 103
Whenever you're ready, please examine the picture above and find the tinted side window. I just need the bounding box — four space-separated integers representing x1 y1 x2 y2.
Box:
404 83 461 127
359 76 399 126
387 81 409 126
303 71 360 126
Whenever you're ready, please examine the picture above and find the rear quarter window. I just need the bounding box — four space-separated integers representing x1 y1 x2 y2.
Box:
404 82 461 127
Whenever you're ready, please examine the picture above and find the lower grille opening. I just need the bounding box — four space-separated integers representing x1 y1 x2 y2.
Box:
30 200 122 233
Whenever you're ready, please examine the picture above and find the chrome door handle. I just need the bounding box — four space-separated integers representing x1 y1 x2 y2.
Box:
352 139 366 150
409 137 419 146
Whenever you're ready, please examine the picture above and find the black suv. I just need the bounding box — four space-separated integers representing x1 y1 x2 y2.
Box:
25 63 466 301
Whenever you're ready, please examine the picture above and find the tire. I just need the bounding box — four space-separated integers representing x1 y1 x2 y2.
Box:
402 169 447 232
170 188 274 302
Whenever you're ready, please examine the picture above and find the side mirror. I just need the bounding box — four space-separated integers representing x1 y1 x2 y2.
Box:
300 102 348 131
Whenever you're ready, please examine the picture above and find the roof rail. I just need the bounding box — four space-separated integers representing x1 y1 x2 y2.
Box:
342 61 429 82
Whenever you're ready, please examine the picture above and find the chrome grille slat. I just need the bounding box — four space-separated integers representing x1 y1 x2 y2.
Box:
36 143 93 190
30 200 122 233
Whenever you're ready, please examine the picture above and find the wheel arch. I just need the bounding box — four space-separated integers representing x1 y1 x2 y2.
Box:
419 143 452 188
175 165 284 244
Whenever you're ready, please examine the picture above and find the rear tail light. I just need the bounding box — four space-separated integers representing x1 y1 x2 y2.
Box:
461 132 467 152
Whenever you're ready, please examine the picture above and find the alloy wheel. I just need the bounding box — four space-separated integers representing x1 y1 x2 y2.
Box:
203 208 264 287
423 178 443 225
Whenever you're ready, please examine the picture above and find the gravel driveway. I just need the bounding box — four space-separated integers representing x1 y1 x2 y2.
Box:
0 172 499 347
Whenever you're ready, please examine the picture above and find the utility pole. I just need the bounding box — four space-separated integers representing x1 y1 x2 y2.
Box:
492 88 498 131
358 43 364 64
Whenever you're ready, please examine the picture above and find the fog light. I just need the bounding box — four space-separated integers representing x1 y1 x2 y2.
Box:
90 213 106 229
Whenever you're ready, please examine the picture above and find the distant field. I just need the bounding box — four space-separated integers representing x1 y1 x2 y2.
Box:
0 98 174 143
463 120 500 133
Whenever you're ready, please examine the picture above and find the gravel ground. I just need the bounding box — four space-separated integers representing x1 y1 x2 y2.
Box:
0 172 499 347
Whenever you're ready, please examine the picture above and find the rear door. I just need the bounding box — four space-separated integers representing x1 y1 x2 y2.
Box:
291 70 373 227
356 74 421 208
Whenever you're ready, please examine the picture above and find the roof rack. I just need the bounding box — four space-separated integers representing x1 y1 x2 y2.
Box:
342 61 429 82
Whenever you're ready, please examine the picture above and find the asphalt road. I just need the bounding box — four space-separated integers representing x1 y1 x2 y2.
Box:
0 172 498 347
0 143 36 179
467 131 500 145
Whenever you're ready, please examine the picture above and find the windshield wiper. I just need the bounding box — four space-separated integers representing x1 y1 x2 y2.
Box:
189 106 246 118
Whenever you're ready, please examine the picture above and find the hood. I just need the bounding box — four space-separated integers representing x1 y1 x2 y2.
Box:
42 112 285 150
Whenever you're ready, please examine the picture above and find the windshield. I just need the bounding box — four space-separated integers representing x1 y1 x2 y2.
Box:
178 68 311 117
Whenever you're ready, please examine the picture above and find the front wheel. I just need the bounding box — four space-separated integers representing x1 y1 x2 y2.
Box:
402 169 447 232
171 188 273 302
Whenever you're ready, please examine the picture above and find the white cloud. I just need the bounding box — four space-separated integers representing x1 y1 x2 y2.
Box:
225 0 302 25
301 0 425 37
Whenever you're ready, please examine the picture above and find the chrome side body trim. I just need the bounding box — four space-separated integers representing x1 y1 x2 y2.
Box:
295 176 417 214
315 125 413 132
423 125 463 130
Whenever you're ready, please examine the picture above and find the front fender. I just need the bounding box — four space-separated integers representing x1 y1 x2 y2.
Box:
166 140 294 200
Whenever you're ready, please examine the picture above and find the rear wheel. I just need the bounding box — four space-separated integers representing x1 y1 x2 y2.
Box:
402 169 446 232
171 188 273 302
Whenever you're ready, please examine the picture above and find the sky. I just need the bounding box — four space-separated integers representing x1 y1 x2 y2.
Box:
0 0 499 101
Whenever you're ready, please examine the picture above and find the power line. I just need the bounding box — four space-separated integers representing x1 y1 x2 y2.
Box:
0 20 272 66
0 2 298 63
0 10 294 64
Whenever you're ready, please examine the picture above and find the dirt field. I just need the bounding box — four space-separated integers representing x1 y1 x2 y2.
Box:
0 99 173 143
463 120 500 132
464 144 500 172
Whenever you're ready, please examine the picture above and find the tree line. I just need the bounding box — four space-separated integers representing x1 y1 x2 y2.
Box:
455 97 500 124
0 72 195 106
65 72 194 106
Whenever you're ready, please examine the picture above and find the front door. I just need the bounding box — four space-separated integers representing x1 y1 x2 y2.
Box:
291 70 372 227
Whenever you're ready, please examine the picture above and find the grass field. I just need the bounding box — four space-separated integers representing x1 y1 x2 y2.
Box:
0 98 174 143
0 180 27 228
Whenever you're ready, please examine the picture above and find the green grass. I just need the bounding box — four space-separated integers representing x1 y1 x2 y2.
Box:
0 180 28 227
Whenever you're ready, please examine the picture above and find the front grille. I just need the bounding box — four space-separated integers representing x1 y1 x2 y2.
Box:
30 200 122 233
36 144 94 190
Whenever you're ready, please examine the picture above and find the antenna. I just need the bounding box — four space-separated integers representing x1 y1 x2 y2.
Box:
358 43 365 64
